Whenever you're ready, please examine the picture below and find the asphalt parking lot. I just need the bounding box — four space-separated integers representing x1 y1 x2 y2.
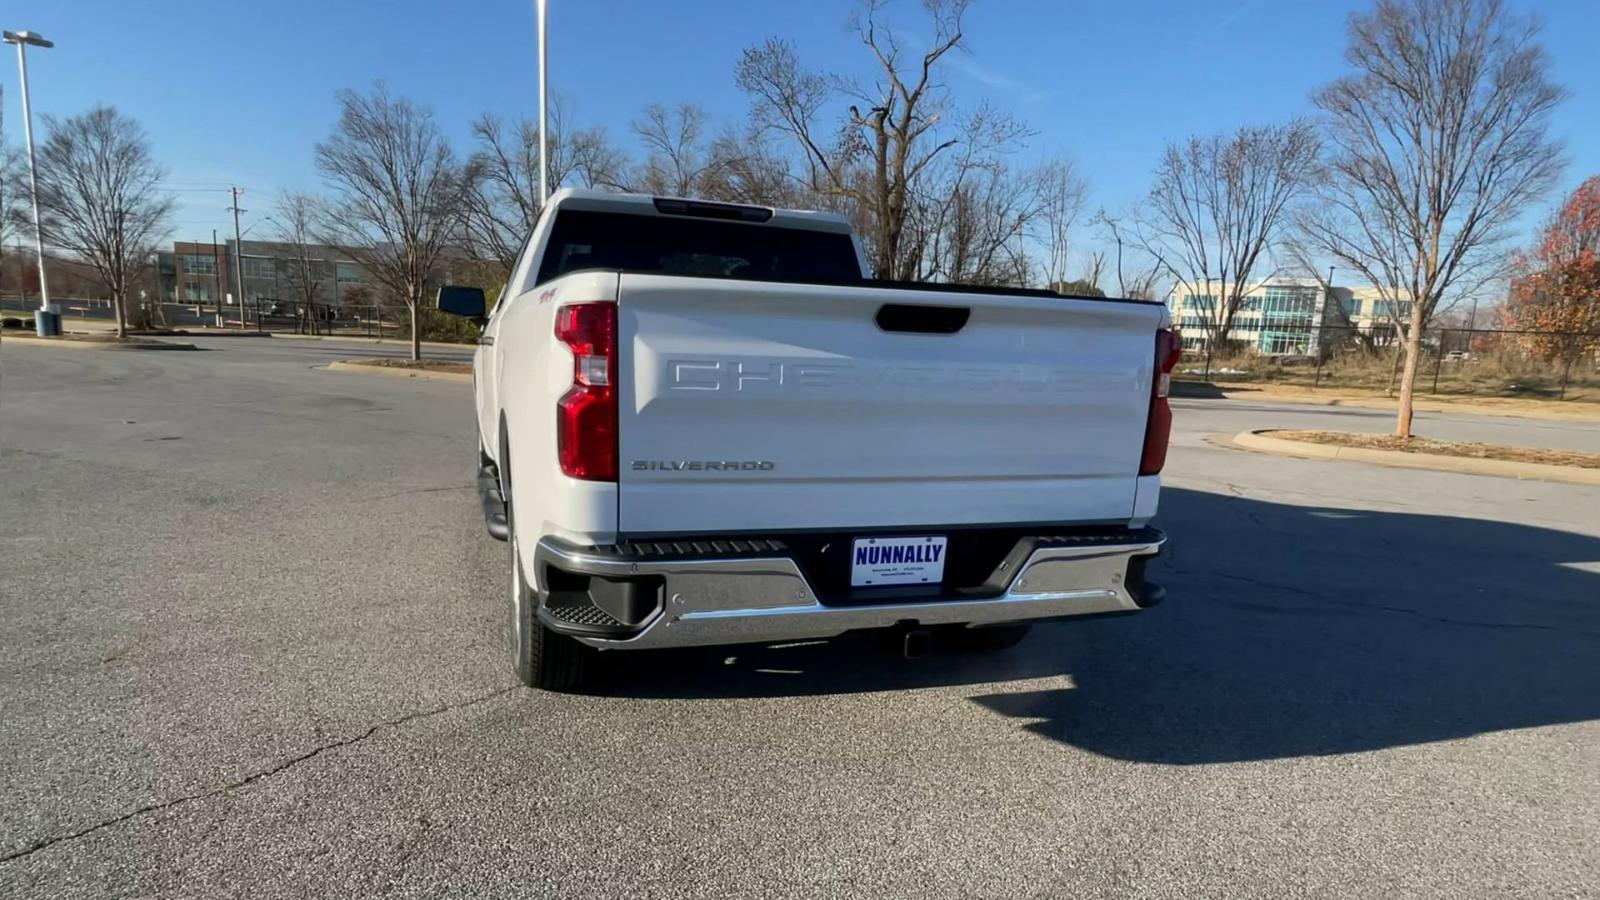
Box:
3 335 1598 899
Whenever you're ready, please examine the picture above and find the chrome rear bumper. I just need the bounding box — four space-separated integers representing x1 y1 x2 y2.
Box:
533 530 1164 651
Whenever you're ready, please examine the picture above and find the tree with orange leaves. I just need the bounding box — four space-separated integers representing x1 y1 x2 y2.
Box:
1503 176 1600 365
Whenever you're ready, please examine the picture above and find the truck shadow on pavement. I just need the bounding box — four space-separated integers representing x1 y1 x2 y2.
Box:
597 487 1600 763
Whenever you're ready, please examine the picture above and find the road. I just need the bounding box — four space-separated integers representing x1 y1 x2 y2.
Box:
2 335 1597 899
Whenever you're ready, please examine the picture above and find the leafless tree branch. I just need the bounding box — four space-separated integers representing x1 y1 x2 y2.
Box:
1296 0 1565 436
32 106 173 337
314 84 471 361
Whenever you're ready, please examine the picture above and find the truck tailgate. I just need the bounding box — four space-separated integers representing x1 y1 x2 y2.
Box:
616 275 1162 535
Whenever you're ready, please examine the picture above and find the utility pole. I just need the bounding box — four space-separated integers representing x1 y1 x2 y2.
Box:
212 228 222 315
228 187 247 331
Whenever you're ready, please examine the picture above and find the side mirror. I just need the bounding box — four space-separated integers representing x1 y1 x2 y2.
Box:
437 285 486 320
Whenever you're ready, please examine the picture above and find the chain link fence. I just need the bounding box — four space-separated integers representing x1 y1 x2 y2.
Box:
1175 323 1600 401
2 295 418 342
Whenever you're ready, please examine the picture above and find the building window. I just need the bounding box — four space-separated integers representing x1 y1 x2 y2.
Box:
183 282 213 302
335 262 363 284
1258 330 1310 355
1260 286 1317 322
241 257 277 279
1373 300 1413 320
182 253 217 275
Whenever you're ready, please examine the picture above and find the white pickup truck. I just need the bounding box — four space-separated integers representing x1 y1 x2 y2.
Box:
439 188 1176 690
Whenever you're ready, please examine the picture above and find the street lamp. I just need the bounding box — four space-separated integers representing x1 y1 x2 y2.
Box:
536 0 549 206
3 29 54 334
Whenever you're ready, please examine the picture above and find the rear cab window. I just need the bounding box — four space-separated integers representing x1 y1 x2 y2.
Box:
534 210 863 287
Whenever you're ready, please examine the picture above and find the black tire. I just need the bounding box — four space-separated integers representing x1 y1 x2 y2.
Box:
942 624 1032 653
508 534 595 691
502 441 595 691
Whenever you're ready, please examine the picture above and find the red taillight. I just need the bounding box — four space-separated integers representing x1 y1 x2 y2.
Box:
554 302 617 481
1139 328 1180 476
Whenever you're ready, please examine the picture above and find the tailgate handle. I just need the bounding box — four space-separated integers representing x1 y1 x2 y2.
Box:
875 304 970 335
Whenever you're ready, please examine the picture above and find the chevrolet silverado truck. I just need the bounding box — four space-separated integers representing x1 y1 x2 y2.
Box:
438 188 1176 691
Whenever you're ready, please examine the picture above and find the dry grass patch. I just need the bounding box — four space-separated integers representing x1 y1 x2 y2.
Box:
1274 430 1600 469
341 357 472 375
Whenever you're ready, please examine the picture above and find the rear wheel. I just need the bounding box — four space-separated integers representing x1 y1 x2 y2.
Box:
508 532 595 691
502 442 595 691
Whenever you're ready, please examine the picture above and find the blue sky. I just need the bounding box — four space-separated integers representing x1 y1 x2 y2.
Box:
5 0 1598 267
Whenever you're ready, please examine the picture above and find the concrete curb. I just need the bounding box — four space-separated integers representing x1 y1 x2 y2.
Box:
1 334 198 351
1232 429 1600 486
269 332 471 351
324 360 472 384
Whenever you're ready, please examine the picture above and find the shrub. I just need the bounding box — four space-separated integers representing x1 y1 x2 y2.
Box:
415 307 480 344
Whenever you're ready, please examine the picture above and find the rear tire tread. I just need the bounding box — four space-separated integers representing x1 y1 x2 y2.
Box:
523 619 594 691
504 435 596 692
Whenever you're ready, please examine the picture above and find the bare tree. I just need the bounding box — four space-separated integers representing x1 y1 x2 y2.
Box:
0 87 21 287
1081 251 1107 294
464 97 629 271
1036 157 1088 287
1137 120 1320 369
1297 0 1565 437
315 85 470 361
1092 209 1164 300
567 125 631 193
738 0 1029 280
701 128 810 206
274 192 327 335
912 150 1037 285
31 106 173 337
632 103 734 197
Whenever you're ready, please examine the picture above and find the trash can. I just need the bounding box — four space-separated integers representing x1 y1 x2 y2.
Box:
34 308 61 337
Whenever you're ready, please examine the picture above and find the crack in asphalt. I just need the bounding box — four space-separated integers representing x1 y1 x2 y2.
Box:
1178 567 1600 638
370 484 474 501
0 687 517 867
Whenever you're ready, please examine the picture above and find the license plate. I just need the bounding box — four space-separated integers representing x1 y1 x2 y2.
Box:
850 536 948 587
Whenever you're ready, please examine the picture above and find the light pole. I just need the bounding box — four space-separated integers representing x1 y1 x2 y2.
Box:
3 29 54 333
536 0 549 206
